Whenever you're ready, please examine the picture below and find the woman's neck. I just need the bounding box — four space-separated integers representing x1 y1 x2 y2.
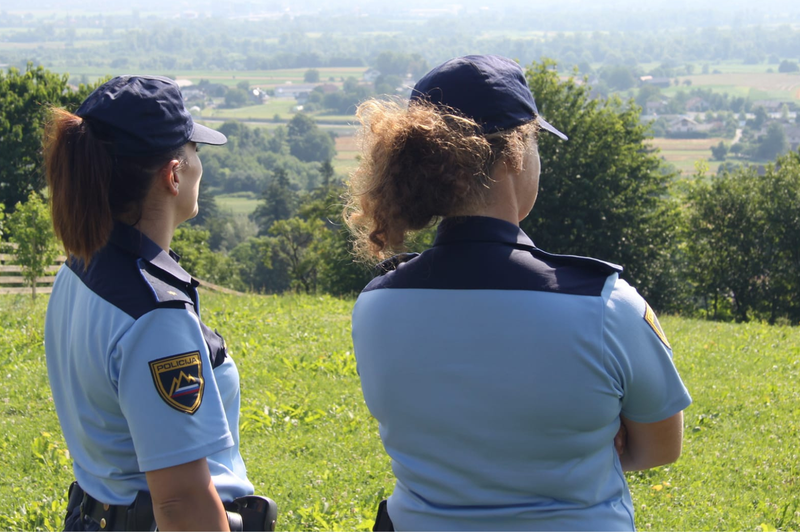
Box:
135 216 176 252
467 169 522 227
118 204 177 252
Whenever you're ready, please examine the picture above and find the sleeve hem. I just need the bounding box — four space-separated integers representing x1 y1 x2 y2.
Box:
137 433 234 472
622 393 693 424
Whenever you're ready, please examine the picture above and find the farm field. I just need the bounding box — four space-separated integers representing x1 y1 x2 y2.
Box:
28 66 370 88
1 293 799 530
650 137 726 175
661 72 800 103
203 102 358 125
333 134 360 176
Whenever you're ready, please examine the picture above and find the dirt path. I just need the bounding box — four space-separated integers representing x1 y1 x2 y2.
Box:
731 128 743 145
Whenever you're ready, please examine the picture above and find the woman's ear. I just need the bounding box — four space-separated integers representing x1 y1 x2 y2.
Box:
162 159 182 196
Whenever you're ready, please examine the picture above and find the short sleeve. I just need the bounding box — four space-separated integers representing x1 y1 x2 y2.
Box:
113 307 234 472
603 277 692 423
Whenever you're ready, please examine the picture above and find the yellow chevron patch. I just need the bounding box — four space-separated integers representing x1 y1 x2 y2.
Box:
644 303 671 349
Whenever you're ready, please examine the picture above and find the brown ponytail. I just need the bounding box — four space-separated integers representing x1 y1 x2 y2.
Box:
44 107 186 264
44 108 115 265
344 98 537 262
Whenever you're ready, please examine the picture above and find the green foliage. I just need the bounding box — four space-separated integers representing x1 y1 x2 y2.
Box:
522 60 681 311
757 123 789 161
224 88 250 108
269 217 326 293
710 141 729 161
304 69 321 83
0 64 97 210
683 151 800 323
200 121 326 194
684 165 762 321
252 168 300 235
287 114 337 163
2 294 800 530
373 51 428 78
6 192 59 300
778 60 799 73
171 225 243 290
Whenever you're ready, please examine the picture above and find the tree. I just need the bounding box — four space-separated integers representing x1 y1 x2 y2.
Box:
6 192 59 299
684 152 800 323
189 180 220 226
752 106 768 129
304 69 320 83
171 225 242 289
251 168 298 235
286 113 336 162
757 123 789 161
224 88 249 108
684 167 762 321
522 59 681 311
0 64 97 210
710 141 728 161
269 217 325 293
778 60 800 73
601 65 636 91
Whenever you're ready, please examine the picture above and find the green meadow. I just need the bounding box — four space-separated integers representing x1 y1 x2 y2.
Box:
215 193 262 216
1 293 799 531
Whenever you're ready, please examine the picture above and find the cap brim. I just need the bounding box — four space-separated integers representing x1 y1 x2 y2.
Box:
190 122 227 146
537 116 568 141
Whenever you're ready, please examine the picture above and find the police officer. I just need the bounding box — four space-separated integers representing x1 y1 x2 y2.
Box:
346 55 692 530
44 76 275 531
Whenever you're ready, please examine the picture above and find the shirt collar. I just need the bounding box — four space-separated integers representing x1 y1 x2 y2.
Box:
434 216 535 249
109 221 194 285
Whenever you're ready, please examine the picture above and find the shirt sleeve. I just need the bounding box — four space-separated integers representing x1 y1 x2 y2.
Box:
112 306 234 472
602 276 692 423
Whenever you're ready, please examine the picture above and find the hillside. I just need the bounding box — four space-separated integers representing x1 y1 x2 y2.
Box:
1 292 798 530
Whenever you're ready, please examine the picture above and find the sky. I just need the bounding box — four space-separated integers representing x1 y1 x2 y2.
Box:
2 0 798 15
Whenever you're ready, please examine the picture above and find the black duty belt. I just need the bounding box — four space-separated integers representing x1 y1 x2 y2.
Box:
66 481 277 531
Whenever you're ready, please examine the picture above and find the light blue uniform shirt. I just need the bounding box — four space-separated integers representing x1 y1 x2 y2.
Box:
45 223 253 505
352 217 691 531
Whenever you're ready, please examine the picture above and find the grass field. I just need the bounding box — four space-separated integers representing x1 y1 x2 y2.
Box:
334 135 360 176
650 137 726 175
1 292 799 530
216 193 262 216
661 72 800 103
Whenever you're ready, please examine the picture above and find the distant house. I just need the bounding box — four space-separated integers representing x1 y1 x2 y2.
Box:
752 100 784 113
685 97 709 112
182 87 206 101
639 75 671 88
273 83 318 99
669 116 700 133
668 116 716 134
363 69 381 83
250 88 270 103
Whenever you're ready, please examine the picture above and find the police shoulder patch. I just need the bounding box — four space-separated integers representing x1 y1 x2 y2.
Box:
148 352 205 414
644 303 671 349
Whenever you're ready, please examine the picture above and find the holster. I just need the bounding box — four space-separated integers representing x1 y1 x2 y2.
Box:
372 499 395 532
66 482 277 531
225 495 278 532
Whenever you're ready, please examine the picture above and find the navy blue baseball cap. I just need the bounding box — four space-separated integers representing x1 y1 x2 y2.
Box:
411 55 568 140
76 75 226 157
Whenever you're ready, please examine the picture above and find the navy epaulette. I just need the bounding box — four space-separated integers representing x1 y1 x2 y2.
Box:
530 248 623 275
137 259 194 306
375 253 420 275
